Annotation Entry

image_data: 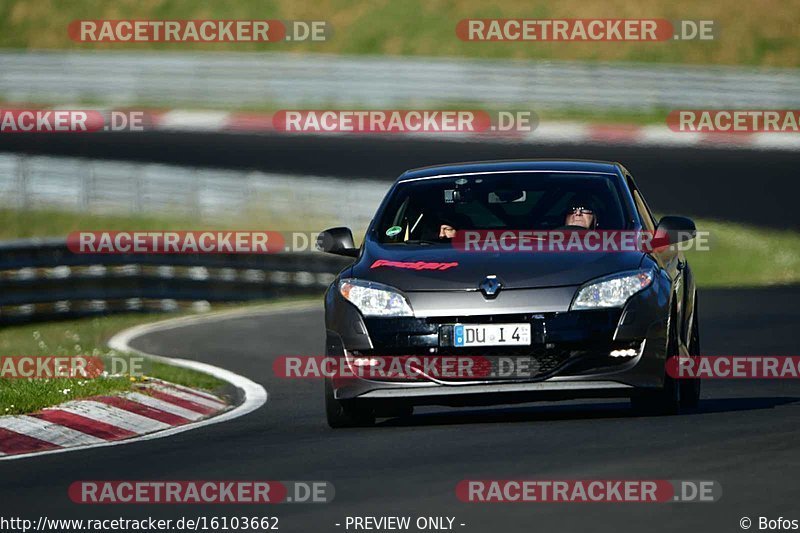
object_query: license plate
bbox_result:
[453,323,531,347]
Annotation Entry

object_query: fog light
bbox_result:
[351,357,379,367]
[609,349,637,357]
[609,340,646,358]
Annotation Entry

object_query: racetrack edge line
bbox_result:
[0,301,318,462]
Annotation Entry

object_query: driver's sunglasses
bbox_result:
[568,207,594,215]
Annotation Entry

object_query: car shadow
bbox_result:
[376,396,800,427]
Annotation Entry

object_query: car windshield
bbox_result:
[375,171,631,244]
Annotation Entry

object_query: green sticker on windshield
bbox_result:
[386,225,402,237]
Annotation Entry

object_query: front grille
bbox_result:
[352,346,575,383]
[356,310,627,383]
[437,345,573,382]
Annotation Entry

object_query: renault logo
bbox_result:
[479,275,502,299]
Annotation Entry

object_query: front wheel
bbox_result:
[325,378,375,428]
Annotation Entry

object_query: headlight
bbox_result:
[339,278,414,317]
[571,269,654,310]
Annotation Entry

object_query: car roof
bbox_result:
[398,159,623,182]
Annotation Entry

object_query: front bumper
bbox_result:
[325,281,671,404]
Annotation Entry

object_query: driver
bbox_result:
[439,222,457,239]
[564,200,598,229]
[436,213,467,241]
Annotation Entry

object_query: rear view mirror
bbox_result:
[444,188,473,204]
[316,227,359,257]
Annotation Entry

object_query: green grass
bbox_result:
[540,108,671,126]
[0,0,798,67]
[0,313,228,414]
[685,220,800,288]
[0,207,340,240]
[0,209,206,240]
[0,299,319,415]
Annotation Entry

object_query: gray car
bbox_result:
[318,160,700,427]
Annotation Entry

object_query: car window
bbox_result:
[376,172,630,244]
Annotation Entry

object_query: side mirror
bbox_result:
[316,227,359,257]
[656,216,696,244]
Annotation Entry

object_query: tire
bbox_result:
[631,309,681,415]
[325,378,375,428]
[679,298,701,409]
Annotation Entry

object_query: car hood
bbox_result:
[350,242,645,291]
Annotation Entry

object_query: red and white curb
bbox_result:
[0,380,228,457]
[144,109,800,151]
[0,303,306,461]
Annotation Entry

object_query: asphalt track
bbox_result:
[1,132,799,228]
[1,286,799,533]
[1,137,798,531]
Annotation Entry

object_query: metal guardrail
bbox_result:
[0,153,387,229]
[1,51,799,110]
[0,153,374,325]
[0,238,352,324]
